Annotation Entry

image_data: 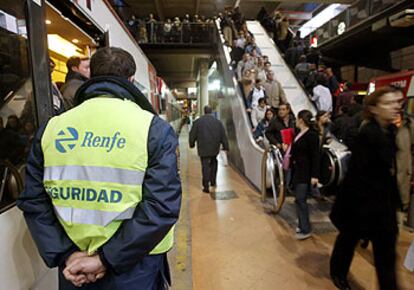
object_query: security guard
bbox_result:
[17,47,182,290]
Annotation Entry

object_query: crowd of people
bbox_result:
[218,8,414,289]
[124,13,215,44]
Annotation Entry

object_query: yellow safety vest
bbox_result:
[42,97,174,255]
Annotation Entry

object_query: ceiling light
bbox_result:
[299,4,350,38]
[47,34,84,58]
[72,39,79,44]
[45,19,52,25]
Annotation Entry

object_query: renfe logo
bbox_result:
[56,127,79,153]
[81,131,126,152]
[55,127,126,153]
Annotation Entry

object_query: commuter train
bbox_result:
[0,1,180,288]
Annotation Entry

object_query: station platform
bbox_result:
[170,128,414,290]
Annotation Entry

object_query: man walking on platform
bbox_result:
[189,106,229,193]
[17,47,182,290]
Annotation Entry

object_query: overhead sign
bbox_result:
[337,22,346,35]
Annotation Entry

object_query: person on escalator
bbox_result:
[295,55,310,85]
[265,103,295,150]
[253,108,274,144]
[289,110,320,240]
[245,37,262,56]
[316,110,333,146]
[311,74,333,112]
[251,97,268,130]
[247,79,267,110]
[236,53,255,80]
[263,70,286,112]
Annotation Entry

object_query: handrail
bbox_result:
[214,20,264,153]
[133,22,216,45]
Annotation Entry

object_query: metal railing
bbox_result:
[131,22,216,45]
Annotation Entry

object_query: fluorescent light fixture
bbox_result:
[0,10,18,33]
[299,4,350,38]
[47,34,84,58]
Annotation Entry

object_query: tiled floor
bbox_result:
[171,130,414,290]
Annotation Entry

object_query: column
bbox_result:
[199,62,209,116]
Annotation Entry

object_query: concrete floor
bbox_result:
[169,129,414,290]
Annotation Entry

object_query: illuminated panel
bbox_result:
[299,4,349,38]
[47,34,84,58]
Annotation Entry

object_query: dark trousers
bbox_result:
[294,183,311,233]
[200,156,218,189]
[330,231,398,290]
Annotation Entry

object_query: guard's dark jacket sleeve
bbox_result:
[17,123,78,268]
[101,116,182,273]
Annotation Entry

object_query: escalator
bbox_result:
[245,21,316,115]
[214,20,287,210]
[214,20,350,212]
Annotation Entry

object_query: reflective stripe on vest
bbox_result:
[41,98,174,255]
[44,165,145,185]
[54,206,135,227]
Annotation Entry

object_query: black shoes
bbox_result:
[202,188,210,193]
[331,276,351,290]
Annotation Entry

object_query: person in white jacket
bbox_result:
[311,74,332,112]
[251,97,267,129]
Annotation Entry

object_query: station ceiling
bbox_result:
[120,0,354,20]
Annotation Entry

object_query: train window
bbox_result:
[0,0,36,213]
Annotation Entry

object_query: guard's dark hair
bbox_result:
[204,105,213,114]
[66,56,89,72]
[90,47,136,78]
[297,110,316,129]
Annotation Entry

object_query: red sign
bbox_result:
[370,70,414,98]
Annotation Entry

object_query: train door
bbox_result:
[45,2,99,88]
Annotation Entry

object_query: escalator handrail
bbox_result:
[214,19,265,154]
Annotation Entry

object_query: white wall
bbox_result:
[71,0,152,92]
[0,207,58,290]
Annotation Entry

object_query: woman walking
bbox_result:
[329,86,403,290]
[290,110,320,240]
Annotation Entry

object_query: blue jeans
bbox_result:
[294,183,311,234]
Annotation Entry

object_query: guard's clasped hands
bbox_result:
[63,251,107,287]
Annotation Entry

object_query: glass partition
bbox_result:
[0,0,36,212]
